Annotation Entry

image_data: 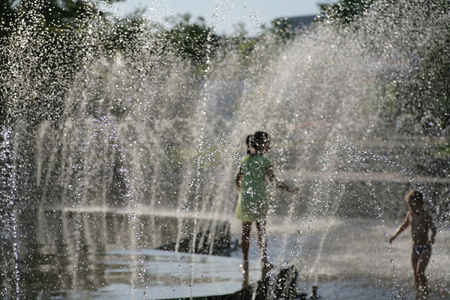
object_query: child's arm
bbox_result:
[266,167,299,193]
[235,166,243,191]
[389,212,410,244]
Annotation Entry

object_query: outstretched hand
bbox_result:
[290,187,300,194]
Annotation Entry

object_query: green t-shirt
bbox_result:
[235,154,272,222]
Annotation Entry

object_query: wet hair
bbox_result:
[246,135,253,155]
[405,189,424,206]
[251,131,270,153]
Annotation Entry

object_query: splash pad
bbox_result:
[1,0,449,299]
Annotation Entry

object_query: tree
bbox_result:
[319,0,450,135]
[318,0,375,25]
[0,0,128,127]
[0,0,125,38]
[158,13,221,66]
[269,17,297,42]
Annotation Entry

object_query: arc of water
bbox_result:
[2,127,21,298]
[276,191,301,265]
[174,12,221,297]
[115,121,144,298]
[309,184,346,286]
[99,118,116,248]
[333,139,426,294]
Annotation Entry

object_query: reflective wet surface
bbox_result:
[3,210,448,299]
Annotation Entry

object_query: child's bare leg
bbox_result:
[417,249,431,291]
[256,220,272,276]
[241,222,252,272]
[411,250,420,290]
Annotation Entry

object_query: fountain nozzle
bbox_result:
[308,286,320,300]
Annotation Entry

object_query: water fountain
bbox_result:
[1,0,449,299]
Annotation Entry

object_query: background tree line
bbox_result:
[0,0,448,225]
[318,0,449,135]
[1,0,449,136]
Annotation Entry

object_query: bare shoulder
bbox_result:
[402,211,413,225]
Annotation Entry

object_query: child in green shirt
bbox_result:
[235,131,298,281]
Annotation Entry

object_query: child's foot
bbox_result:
[242,272,249,288]
[240,261,249,287]
[242,278,249,288]
[263,262,274,271]
[261,262,274,278]
[417,285,428,295]
[240,261,249,274]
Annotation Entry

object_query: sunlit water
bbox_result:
[270,217,450,300]
[12,213,449,299]
[1,0,449,299]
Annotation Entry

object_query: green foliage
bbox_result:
[0,0,15,39]
[0,0,130,127]
[104,7,147,54]
[414,8,450,129]
[0,0,124,38]
[319,0,450,133]
[269,17,296,42]
[157,13,221,66]
[384,0,450,131]
[433,143,450,158]
[318,0,375,25]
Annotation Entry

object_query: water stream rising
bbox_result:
[1,0,449,299]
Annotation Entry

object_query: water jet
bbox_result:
[1,0,449,299]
